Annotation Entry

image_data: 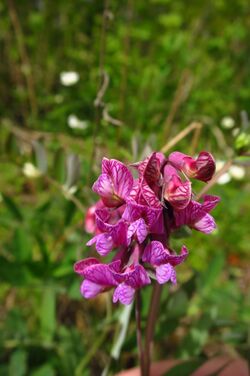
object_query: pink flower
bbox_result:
[74,150,220,305]
[169,151,215,182]
[163,164,192,210]
[142,241,188,284]
[93,158,134,208]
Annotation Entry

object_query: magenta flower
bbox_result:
[142,241,188,284]
[92,158,134,208]
[173,195,220,234]
[163,164,192,210]
[74,149,219,305]
[168,151,215,182]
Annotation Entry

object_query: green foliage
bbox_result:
[0,0,249,374]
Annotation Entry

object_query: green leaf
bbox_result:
[2,194,23,221]
[40,286,56,342]
[199,253,225,292]
[31,364,55,376]
[13,227,32,262]
[9,350,27,376]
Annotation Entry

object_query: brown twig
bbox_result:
[163,70,193,140]
[161,121,203,154]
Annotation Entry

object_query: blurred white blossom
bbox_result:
[67,114,88,130]
[229,165,245,180]
[23,162,42,178]
[216,160,246,185]
[221,116,235,129]
[217,172,231,185]
[60,71,79,86]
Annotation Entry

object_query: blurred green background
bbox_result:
[0,0,250,375]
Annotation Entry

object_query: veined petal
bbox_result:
[142,241,166,265]
[169,151,215,182]
[102,158,134,201]
[123,202,162,229]
[92,173,114,198]
[201,195,221,212]
[195,152,216,182]
[113,283,135,305]
[164,175,191,210]
[82,263,117,286]
[156,264,177,284]
[125,265,151,288]
[174,200,217,234]
[95,233,114,256]
[141,180,162,208]
[166,245,188,266]
[80,280,103,298]
[74,258,100,276]
[110,220,128,247]
[193,212,216,234]
[127,218,148,244]
[143,241,188,266]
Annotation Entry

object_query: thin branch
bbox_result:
[163,69,193,140]
[161,121,203,154]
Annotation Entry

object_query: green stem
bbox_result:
[144,283,163,376]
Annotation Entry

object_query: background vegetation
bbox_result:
[0,0,249,375]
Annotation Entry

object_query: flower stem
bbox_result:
[144,282,163,376]
[135,289,145,375]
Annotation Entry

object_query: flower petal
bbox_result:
[169,151,215,182]
[142,241,167,265]
[80,280,103,298]
[201,195,221,212]
[113,283,135,305]
[82,263,117,286]
[95,233,114,256]
[127,218,148,244]
[74,258,100,276]
[156,264,176,284]
[193,212,216,234]
[125,265,151,288]
[141,179,162,208]
[102,158,134,201]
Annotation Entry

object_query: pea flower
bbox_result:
[76,150,220,305]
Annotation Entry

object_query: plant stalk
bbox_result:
[135,290,145,375]
[144,282,163,376]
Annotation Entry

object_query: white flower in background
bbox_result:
[217,172,231,185]
[229,165,245,180]
[60,71,79,86]
[221,116,235,129]
[216,160,246,185]
[216,160,225,171]
[67,114,88,130]
[23,162,42,178]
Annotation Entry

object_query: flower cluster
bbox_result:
[74,151,220,305]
